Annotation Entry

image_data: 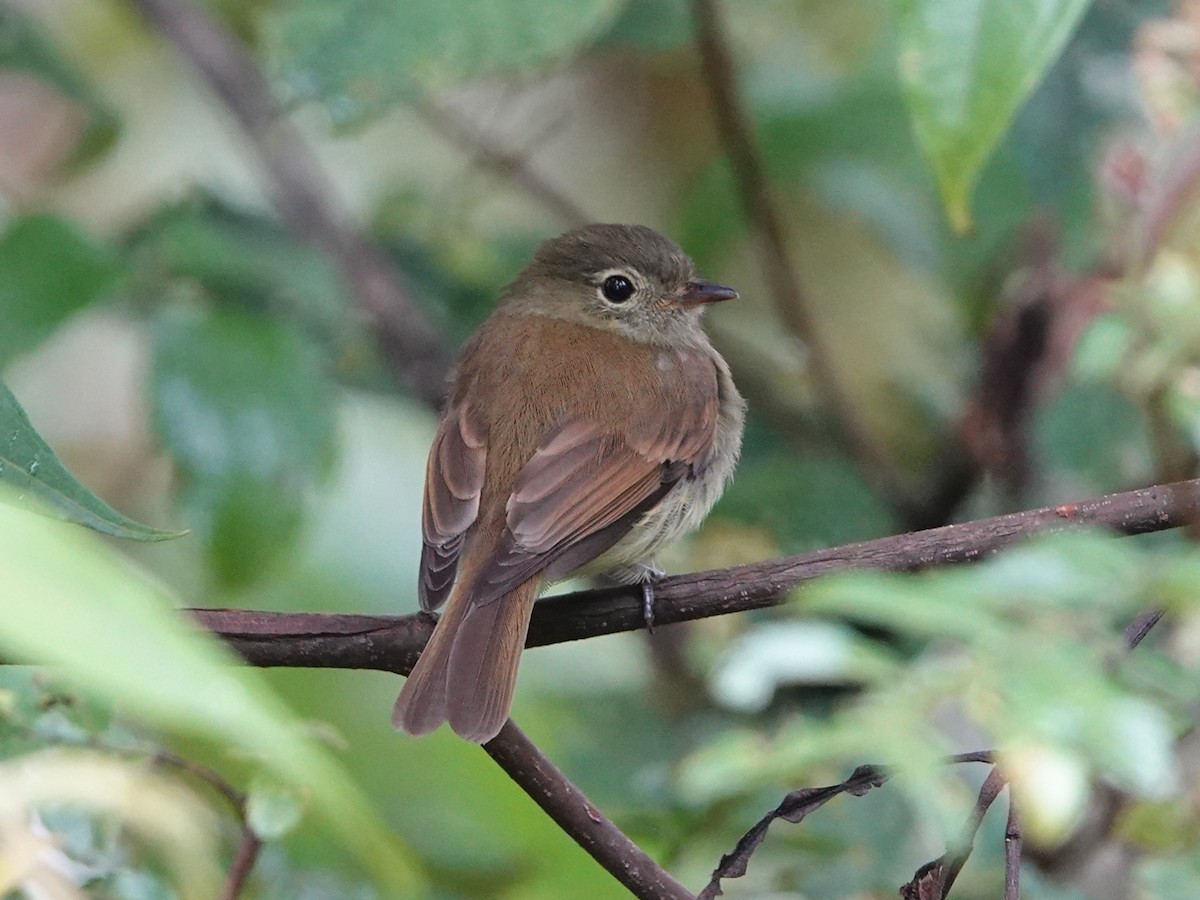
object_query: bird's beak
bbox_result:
[674,280,739,308]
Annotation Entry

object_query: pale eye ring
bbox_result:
[600,274,635,303]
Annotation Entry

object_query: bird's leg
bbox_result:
[637,562,665,634]
[642,583,655,633]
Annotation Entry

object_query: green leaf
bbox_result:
[896,0,1091,232]
[0,497,425,894]
[0,8,120,168]
[128,198,349,338]
[261,0,625,122]
[0,382,182,541]
[0,216,124,367]
[149,308,337,586]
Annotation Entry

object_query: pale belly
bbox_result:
[580,473,724,583]
[575,389,743,584]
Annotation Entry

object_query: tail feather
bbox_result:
[446,581,538,743]
[392,579,539,744]
[392,600,460,736]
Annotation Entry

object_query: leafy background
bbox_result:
[5,0,1200,897]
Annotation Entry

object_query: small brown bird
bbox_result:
[392,224,745,743]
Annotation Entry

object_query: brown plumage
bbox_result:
[392,224,745,743]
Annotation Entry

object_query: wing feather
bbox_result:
[418,403,487,611]
[468,422,708,607]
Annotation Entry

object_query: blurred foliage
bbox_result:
[0,216,123,368]
[0,497,422,894]
[5,0,1200,896]
[262,0,629,122]
[896,0,1093,232]
[126,198,353,350]
[0,8,119,170]
[149,306,337,586]
[0,382,181,540]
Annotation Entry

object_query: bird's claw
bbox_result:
[642,581,656,634]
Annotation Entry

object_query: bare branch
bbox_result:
[151,749,245,814]
[484,721,695,900]
[1125,608,1164,649]
[147,750,260,900]
[691,0,908,512]
[703,752,995,899]
[941,767,1007,897]
[415,102,592,229]
[698,764,889,899]
[896,766,1007,898]
[1005,800,1022,900]
[959,227,1056,499]
[128,0,454,407]
[186,478,1200,672]
[220,827,264,900]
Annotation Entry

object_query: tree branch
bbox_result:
[709,594,1168,899]
[483,721,695,900]
[1124,607,1164,649]
[698,763,890,900]
[703,751,994,899]
[220,827,263,900]
[128,0,455,407]
[691,0,909,513]
[188,478,1200,672]
[415,101,592,229]
[1004,799,1022,900]
[148,750,260,900]
[893,765,1007,899]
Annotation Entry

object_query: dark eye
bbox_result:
[601,274,635,303]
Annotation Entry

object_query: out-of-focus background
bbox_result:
[7,0,1200,897]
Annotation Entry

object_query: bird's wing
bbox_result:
[418,402,487,611]
[467,363,719,607]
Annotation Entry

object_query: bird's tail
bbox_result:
[392,578,539,744]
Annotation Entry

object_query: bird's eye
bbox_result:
[601,274,635,303]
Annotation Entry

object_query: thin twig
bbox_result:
[415,102,592,228]
[691,0,907,513]
[149,749,261,900]
[483,720,694,900]
[183,478,1200,673]
[1124,607,1164,649]
[704,752,995,898]
[699,764,889,899]
[948,751,997,765]
[898,766,1006,899]
[151,749,245,813]
[128,0,454,407]
[941,767,1007,896]
[959,227,1056,501]
[1005,798,1022,900]
[220,826,264,900]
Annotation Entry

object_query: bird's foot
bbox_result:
[642,581,656,634]
[639,563,665,634]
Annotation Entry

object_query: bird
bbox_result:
[392,223,745,743]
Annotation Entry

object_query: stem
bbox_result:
[483,721,694,900]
